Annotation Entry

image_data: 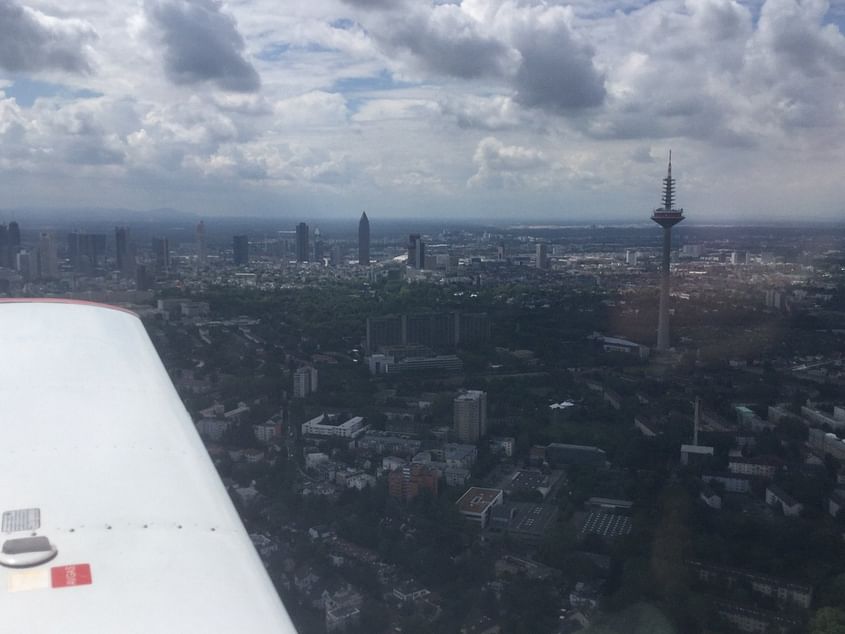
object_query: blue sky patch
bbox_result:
[3,78,101,107]
[331,70,413,94]
[330,18,356,30]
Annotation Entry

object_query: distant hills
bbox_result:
[0,207,199,226]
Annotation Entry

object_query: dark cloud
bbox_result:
[0,0,95,73]
[145,0,260,92]
[759,0,845,77]
[513,24,605,111]
[382,6,512,79]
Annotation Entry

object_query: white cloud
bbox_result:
[0,0,844,219]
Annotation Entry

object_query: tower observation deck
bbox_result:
[651,151,684,351]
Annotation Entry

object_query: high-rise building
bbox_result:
[331,243,342,267]
[0,224,8,269]
[0,221,21,269]
[358,212,370,265]
[36,232,58,279]
[454,390,487,444]
[135,263,152,291]
[313,227,323,263]
[497,242,505,262]
[408,234,425,269]
[8,221,20,255]
[535,243,548,270]
[196,221,207,268]
[152,237,170,273]
[651,151,685,352]
[68,231,106,272]
[293,366,318,398]
[233,235,249,265]
[16,251,32,281]
[115,226,135,277]
[295,222,309,262]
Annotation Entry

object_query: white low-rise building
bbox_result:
[301,414,367,439]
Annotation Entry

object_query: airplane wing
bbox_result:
[0,299,297,633]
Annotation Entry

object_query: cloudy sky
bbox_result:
[0,0,844,222]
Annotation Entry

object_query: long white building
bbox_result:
[301,413,367,439]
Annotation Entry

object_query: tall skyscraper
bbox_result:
[233,235,249,265]
[651,152,685,351]
[454,390,487,443]
[295,222,309,262]
[8,221,20,254]
[115,227,130,274]
[152,237,170,273]
[1,221,21,269]
[196,221,207,268]
[68,231,106,272]
[535,243,548,270]
[36,232,58,279]
[358,211,370,265]
[408,233,425,269]
[0,224,8,269]
[313,227,323,263]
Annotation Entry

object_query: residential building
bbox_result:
[489,437,515,457]
[702,471,753,494]
[393,580,430,603]
[689,560,812,609]
[727,456,778,479]
[293,366,318,398]
[454,390,487,443]
[765,485,803,517]
[388,463,439,501]
[440,443,477,468]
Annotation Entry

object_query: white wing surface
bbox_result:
[0,299,296,633]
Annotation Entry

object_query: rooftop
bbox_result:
[456,487,503,514]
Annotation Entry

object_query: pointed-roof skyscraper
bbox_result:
[651,151,685,351]
[358,211,370,266]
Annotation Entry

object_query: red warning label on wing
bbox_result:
[51,564,92,588]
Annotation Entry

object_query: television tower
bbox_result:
[651,151,684,351]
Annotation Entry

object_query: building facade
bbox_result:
[454,390,487,443]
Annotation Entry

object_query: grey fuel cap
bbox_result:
[0,536,58,568]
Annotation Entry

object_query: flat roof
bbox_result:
[456,487,502,514]
[681,444,715,455]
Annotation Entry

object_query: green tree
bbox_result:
[810,607,845,634]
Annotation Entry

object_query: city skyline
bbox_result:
[0,1,844,221]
